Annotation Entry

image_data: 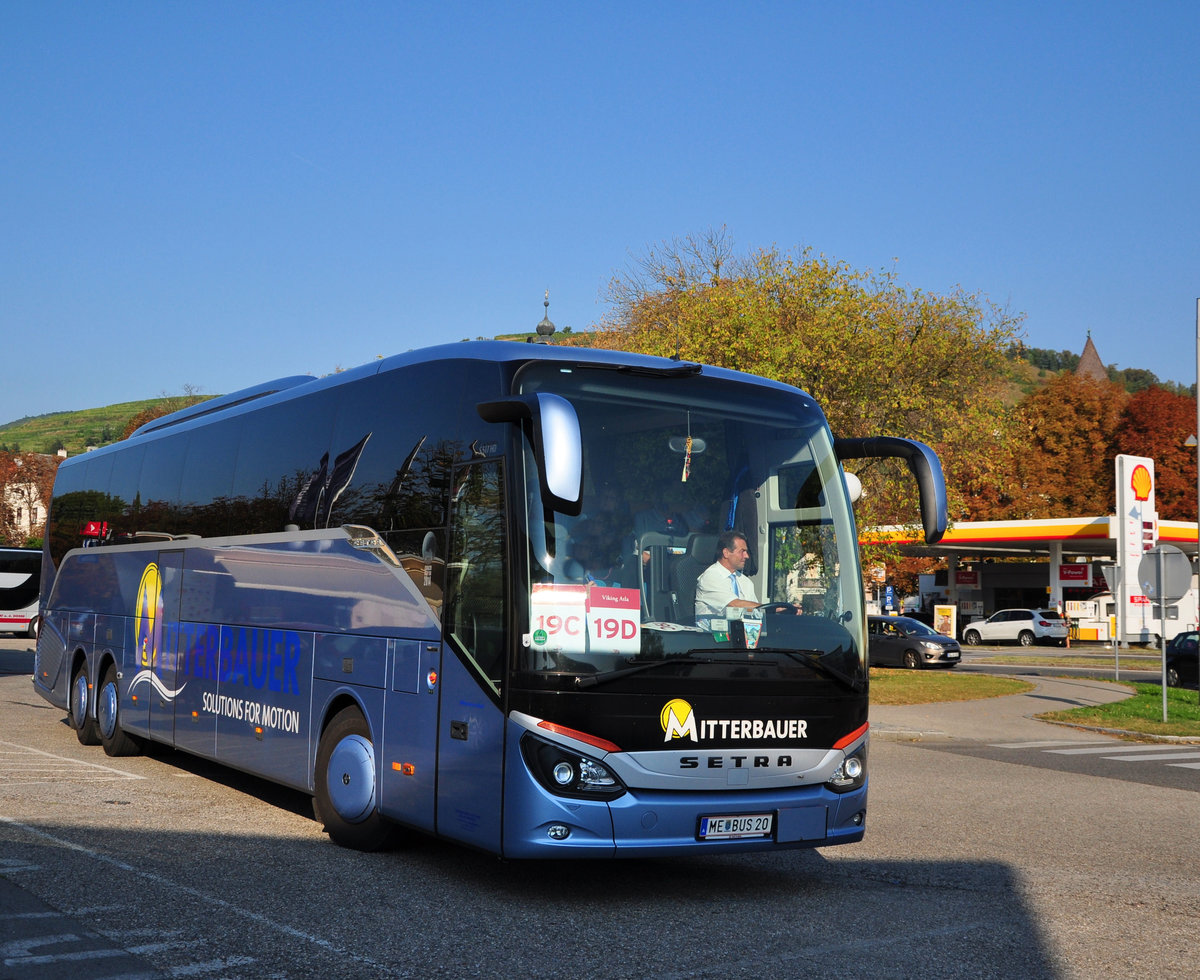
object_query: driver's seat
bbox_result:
[671,533,718,626]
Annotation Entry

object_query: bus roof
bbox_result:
[106,340,814,456]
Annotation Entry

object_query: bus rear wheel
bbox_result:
[97,664,143,757]
[314,706,395,851]
[70,663,100,746]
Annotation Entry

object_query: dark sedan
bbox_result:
[1166,631,1199,688]
[868,615,961,669]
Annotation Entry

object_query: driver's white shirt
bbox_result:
[694,562,758,618]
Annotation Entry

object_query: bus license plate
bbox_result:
[698,813,774,840]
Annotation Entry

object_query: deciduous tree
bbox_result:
[0,451,61,546]
[576,232,1025,556]
[1015,373,1128,516]
[1114,386,1196,520]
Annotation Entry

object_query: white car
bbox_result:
[962,608,1068,647]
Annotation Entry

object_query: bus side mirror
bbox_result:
[477,393,583,515]
[834,436,948,545]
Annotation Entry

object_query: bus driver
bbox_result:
[694,530,760,622]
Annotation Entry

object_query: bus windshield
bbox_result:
[515,363,864,688]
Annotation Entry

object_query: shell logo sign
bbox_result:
[1130,464,1152,502]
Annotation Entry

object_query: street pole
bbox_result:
[1159,546,1167,723]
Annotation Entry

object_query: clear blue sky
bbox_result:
[3,1,1198,425]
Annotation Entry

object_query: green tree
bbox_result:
[577,232,1025,552]
[1108,366,1161,395]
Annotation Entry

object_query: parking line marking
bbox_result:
[0,739,143,783]
[0,816,402,977]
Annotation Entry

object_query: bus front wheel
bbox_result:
[96,664,143,757]
[70,662,100,746]
[314,706,395,851]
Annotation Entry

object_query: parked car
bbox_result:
[1166,631,1199,688]
[961,608,1068,647]
[868,615,961,669]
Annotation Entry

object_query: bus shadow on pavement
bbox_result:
[4,821,1059,980]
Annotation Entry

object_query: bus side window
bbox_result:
[446,460,507,693]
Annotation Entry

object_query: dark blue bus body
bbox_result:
[34,341,944,857]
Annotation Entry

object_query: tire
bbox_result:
[902,650,921,670]
[1166,665,1180,688]
[314,706,395,851]
[1018,631,1034,647]
[964,630,981,646]
[69,662,100,746]
[27,618,38,639]
[96,663,143,757]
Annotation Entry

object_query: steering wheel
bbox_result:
[757,602,799,615]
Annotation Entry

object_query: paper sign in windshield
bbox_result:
[530,584,641,656]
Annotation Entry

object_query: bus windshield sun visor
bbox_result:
[834,436,948,545]
[477,393,583,514]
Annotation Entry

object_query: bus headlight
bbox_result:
[521,735,626,800]
[825,745,867,794]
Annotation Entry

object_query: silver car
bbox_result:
[868,615,961,669]
[962,608,1068,647]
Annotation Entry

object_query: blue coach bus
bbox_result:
[34,341,945,857]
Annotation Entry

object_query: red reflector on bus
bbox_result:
[833,722,869,750]
[537,720,621,754]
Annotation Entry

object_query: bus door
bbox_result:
[435,459,506,852]
[145,551,184,745]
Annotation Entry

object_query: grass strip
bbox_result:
[869,668,1033,705]
[1037,682,1200,739]
[975,654,1159,669]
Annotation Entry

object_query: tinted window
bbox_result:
[105,443,146,543]
[138,434,186,536]
[446,459,507,695]
[326,361,503,611]
[178,419,240,537]
[0,549,40,610]
[230,391,337,534]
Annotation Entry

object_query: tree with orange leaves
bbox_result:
[1014,373,1128,517]
[1115,386,1197,520]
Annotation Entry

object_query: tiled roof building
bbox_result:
[1075,333,1108,381]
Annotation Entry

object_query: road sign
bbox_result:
[1137,545,1192,603]
[1136,544,1194,723]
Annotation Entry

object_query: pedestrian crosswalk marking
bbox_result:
[1045,744,1195,756]
[987,738,1200,774]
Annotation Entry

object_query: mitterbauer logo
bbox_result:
[659,698,808,743]
[661,699,698,741]
[135,562,163,668]
[129,561,186,703]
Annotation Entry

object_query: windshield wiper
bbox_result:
[574,654,733,689]
[753,647,864,692]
